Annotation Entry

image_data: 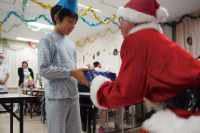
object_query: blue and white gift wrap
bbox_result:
[83,70,116,82]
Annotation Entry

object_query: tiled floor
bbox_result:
[0,112,142,133]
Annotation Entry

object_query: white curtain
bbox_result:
[161,25,173,41]
[176,13,200,58]
[0,40,38,88]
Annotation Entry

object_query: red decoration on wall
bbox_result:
[29,42,38,49]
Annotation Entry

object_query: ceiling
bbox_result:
[0,0,200,43]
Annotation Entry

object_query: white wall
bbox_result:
[162,25,173,41]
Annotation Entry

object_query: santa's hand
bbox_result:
[70,68,89,87]
[0,80,2,84]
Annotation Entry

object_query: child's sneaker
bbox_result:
[98,127,104,133]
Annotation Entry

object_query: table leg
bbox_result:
[43,98,45,123]
[41,98,44,123]
[41,104,42,123]
[127,107,129,125]
[10,103,13,133]
[122,107,124,133]
[106,109,108,132]
[43,109,45,123]
[132,105,135,133]
[24,102,26,115]
[25,92,27,116]
[86,109,89,133]
[31,100,32,119]
[20,101,23,133]
[92,105,96,133]
[141,103,144,121]
[118,107,120,131]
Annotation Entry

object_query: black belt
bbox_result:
[163,84,200,111]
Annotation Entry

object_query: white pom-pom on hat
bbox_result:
[156,7,169,22]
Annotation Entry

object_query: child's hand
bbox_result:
[70,68,89,87]
[94,74,97,77]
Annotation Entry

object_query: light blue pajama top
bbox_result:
[38,32,78,99]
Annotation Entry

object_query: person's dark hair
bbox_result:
[51,5,78,25]
[22,61,28,67]
[196,55,200,59]
[93,62,100,67]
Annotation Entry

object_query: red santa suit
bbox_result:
[90,0,200,133]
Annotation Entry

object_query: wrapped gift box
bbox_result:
[83,70,116,82]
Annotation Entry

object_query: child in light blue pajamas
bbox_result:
[38,0,89,132]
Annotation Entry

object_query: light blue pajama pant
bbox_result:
[46,98,81,133]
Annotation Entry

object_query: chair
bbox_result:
[41,97,46,123]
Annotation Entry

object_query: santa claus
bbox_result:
[90,0,200,133]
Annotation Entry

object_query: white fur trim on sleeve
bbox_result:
[142,109,200,133]
[90,75,111,109]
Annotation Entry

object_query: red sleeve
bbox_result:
[97,50,148,109]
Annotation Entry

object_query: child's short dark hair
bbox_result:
[93,62,100,67]
[51,5,78,25]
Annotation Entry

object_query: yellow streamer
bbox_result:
[30,0,53,10]
[29,0,118,25]
[0,22,2,38]
[76,28,119,47]
[78,7,116,25]
[78,8,101,20]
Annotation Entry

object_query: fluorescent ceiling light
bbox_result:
[91,8,102,13]
[28,22,54,29]
[78,4,102,12]
[78,4,89,8]
[16,37,39,43]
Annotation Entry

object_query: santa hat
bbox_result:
[116,0,169,23]
[57,0,78,15]
[0,53,4,57]
[22,60,28,64]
